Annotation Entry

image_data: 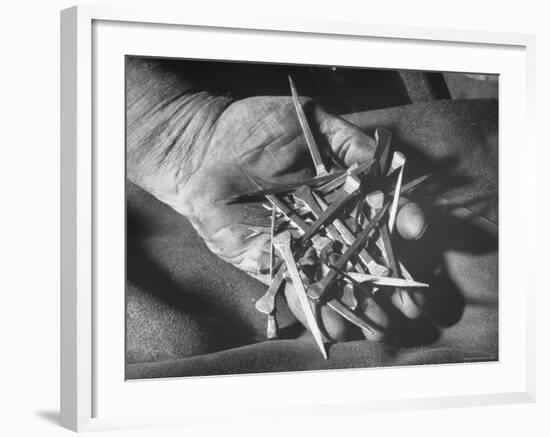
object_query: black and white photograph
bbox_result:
[125,56,498,379]
[2,0,546,433]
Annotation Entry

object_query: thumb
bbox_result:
[314,108,377,168]
[313,106,429,241]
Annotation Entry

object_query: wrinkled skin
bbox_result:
[127,59,427,342]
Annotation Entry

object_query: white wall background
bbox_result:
[0,1,546,435]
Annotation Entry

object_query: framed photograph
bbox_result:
[61,5,536,432]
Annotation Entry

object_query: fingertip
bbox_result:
[396,202,428,240]
[390,289,426,319]
[358,296,391,342]
[283,285,352,342]
[318,305,351,342]
[361,327,388,343]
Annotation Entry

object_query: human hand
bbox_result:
[133,95,428,343]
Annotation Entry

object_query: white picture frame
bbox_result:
[60,5,536,432]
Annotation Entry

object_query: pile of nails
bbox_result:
[226,76,429,359]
